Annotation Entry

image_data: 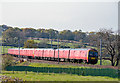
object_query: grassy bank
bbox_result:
[19,60,111,67]
[34,39,80,48]
[28,62,87,68]
[1,71,118,81]
[96,60,111,66]
[0,46,17,54]
[2,59,118,81]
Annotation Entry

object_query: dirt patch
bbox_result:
[1,75,23,82]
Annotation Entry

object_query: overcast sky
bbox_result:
[0,0,119,32]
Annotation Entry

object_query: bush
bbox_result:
[24,40,38,48]
[2,55,14,70]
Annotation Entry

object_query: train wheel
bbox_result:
[71,59,74,63]
[90,60,98,64]
[86,62,89,64]
[73,59,77,63]
[67,59,70,62]
[78,60,83,63]
[83,60,87,64]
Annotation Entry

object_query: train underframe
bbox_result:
[11,54,98,64]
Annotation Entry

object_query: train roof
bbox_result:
[9,48,95,51]
[9,48,54,50]
[55,48,92,50]
[70,48,91,50]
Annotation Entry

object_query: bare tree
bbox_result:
[97,29,119,66]
[116,30,120,66]
[89,28,119,66]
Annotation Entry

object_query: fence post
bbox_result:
[52,68,54,74]
[81,68,84,76]
[12,70,14,74]
[37,71,39,74]
[70,68,72,75]
[78,68,80,76]
[59,68,60,74]
[48,67,49,74]
[42,67,43,72]
[74,68,75,74]
[25,70,27,74]
[118,69,120,79]
[43,67,44,73]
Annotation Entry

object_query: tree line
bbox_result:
[1,25,120,66]
[1,25,88,46]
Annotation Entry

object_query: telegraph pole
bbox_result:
[0,27,2,72]
[57,32,59,64]
[100,39,102,65]
[51,35,52,48]
[2,45,4,54]
[18,38,20,60]
[49,33,52,48]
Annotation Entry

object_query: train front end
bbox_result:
[88,49,98,64]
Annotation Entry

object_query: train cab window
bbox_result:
[89,51,93,56]
[94,52,98,56]
[89,51,98,57]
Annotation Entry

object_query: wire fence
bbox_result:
[6,66,119,78]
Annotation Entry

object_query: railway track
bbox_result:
[29,59,118,69]
[12,55,119,70]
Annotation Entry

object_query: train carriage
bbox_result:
[55,49,69,59]
[34,49,38,57]
[49,49,54,58]
[88,49,98,64]
[8,48,98,64]
[39,49,44,58]
[43,49,51,58]
[69,49,88,62]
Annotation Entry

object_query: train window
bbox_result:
[94,52,98,56]
[89,51,93,56]
[89,51,98,57]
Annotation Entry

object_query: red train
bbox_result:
[8,48,98,64]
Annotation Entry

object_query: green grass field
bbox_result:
[16,61,89,68]
[34,39,80,48]
[1,43,116,81]
[2,59,118,81]
[0,46,17,54]
[1,71,118,81]
[96,60,111,66]
[28,59,111,67]
[28,62,83,68]
[1,46,13,54]
[16,60,111,68]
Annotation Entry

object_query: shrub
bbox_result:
[2,55,14,70]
